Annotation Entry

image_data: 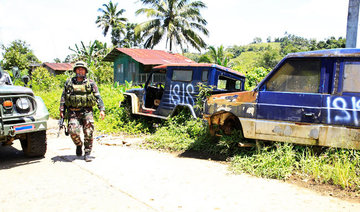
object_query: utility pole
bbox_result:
[346,0,360,48]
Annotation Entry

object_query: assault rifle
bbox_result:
[58,107,69,137]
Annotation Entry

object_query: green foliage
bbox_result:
[144,109,245,157]
[297,148,360,189]
[144,110,207,151]
[35,87,63,119]
[183,52,203,63]
[189,129,246,157]
[231,51,262,73]
[95,1,128,37]
[112,22,142,47]
[31,67,57,91]
[230,143,296,180]
[93,84,156,134]
[244,67,271,90]
[229,143,360,190]
[1,40,40,71]
[256,46,282,69]
[88,62,114,84]
[275,33,346,55]
[68,40,109,65]
[207,45,232,67]
[135,0,209,52]
[194,82,214,111]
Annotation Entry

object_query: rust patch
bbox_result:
[208,91,258,106]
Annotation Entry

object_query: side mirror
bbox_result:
[12,67,20,79]
[22,75,30,87]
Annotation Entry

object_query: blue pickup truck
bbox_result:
[204,49,360,150]
[121,63,246,119]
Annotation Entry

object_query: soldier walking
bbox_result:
[59,61,105,162]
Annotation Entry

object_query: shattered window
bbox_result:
[217,76,242,91]
[172,70,192,82]
[343,63,360,93]
[266,59,321,93]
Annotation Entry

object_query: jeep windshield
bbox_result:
[0,72,13,85]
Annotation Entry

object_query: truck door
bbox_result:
[324,60,360,127]
[255,59,323,136]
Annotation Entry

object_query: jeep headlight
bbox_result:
[16,98,30,112]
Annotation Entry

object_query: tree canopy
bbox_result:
[95,1,128,38]
[135,0,209,52]
[0,40,40,71]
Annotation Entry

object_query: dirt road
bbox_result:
[0,128,360,211]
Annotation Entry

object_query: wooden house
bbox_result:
[103,48,195,84]
[43,63,72,76]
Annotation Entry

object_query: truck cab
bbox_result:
[122,63,245,119]
[0,67,49,157]
[204,49,360,150]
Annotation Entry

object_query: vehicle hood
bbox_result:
[0,85,34,95]
[125,88,144,93]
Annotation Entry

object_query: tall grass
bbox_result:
[297,148,360,189]
[229,143,360,190]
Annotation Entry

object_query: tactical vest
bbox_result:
[64,79,97,108]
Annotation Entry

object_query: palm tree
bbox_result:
[135,0,209,52]
[208,45,233,67]
[95,1,127,37]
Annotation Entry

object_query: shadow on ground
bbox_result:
[178,150,228,161]
[0,145,43,170]
[51,155,96,163]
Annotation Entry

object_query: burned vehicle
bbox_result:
[204,49,360,150]
[121,63,245,119]
[0,68,49,156]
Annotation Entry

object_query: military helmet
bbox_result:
[73,61,88,73]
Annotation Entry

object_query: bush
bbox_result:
[244,67,271,90]
[31,67,57,91]
[144,110,207,151]
[35,88,62,119]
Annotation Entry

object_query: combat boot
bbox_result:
[84,152,92,162]
[76,145,82,156]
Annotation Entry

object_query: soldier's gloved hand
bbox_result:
[60,111,64,118]
[100,110,105,120]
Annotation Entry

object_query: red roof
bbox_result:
[154,63,246,77]
[103,48,195,65]
[43,63,73,71]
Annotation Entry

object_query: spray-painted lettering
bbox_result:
[170,83,195,105]
[327,96,360,126]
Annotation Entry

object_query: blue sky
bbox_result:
[0,0,349,62]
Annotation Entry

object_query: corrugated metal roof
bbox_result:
[43,63,73,71]
[153,63,245,77]
[103,48,195,65]
[286,48,360,58]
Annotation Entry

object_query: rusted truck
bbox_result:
[203,49,360,150]
[122,63,245,119]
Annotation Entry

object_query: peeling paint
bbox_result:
[216,106,232,112]
[246,107,255,116]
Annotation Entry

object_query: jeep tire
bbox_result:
[20,130,47,157]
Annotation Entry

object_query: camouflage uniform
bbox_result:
[59,77,105,155]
